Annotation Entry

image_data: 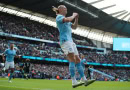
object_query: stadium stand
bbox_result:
[0,39,130,64]
[0,12,94,47]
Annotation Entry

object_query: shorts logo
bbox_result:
[69,48,72,51]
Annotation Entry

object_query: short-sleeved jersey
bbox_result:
[81,59,87,70]
[56,14,73,45]
[4,49,16,62]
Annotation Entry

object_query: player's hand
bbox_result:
[75,13,79,19]
[16,55,21,58]
[73,13,78,18]
[18,55,21,59]
[2,57,5,60]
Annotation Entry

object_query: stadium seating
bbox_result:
[0,12,94,47]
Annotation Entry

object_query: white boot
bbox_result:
[80,76,88,85]
[72,77,83,88]
[8,80,12,83]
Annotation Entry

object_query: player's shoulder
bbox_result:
[56,14,64,20]
[13,49,16,52]
[83,58,86,60]
[82,59,86,62]
[81,59,87,63]
[81,59,85,63]
[5,49,9,52]
[56,14,64,17]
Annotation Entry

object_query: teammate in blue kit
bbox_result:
[80,54,87,71]
[2,43,20,82]
[80,54,95,80]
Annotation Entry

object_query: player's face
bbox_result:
[63,6,67,15]
[10,44,14,49]
[81,55,85,59]
[59,5,67,15]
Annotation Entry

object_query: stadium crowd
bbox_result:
[85,52,130,64]
[13,63,130,80]
[0,39,130,64]
[0,12,94,47]
[96,68,130,80]
[0,62,130,80]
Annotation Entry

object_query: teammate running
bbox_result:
[80,54,87,71]
[2,43,20,82]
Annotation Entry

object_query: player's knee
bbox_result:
[11,70,14,73]
[75,58,80,64]
[11,69,14,73]
[67,53,76,62]
[70,58,76,63]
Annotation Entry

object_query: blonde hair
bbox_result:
[52,6,59,15]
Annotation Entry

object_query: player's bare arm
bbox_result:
[71,13,79,29]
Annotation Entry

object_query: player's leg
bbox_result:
[67,53,83,88]
[21,69,24,79]
[9,62,15,82]
[9,68,14,82]
[0,63,4,71]
[73,43,87,82]
[5,61,9,73]
[22,68,28,80]
[67,53,76,83]
[61,41,83,88]
[25,74,28,80]
[19,67,24,79]
[87,72,91,80]
[90,72,94,80]
[24,72,28,80]
[75,55,87,82]
[5,61,10,82]
[25,68,29,80]
[74,43,95,86]
[61,41,77,84]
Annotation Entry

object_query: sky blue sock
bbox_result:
[69,62,75,77]
[9,73,13,81]
[22,74,24,79]
[76,63,84,78]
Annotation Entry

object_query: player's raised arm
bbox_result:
[71,13,79,29]
[63,13,78,22]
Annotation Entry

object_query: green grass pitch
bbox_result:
[0,78,130,90]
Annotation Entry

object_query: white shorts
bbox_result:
[90,72,93,76]
[5,61,14,70]
[61,41,79,55]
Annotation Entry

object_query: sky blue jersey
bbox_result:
[4,49,16,62]
[81,59,87,70]
[56,14,73,45]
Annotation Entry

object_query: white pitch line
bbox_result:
[0,80,8,82]
[0,85,53,90]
